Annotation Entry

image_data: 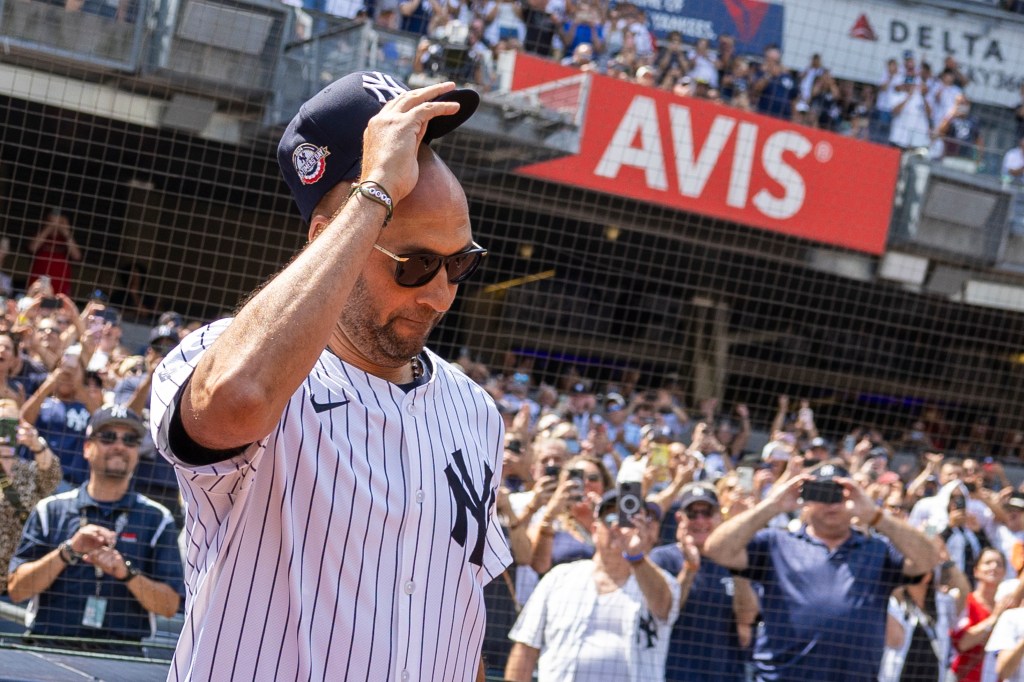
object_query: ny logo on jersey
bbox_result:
[444,448,494,567]
[637,611,658,649]
[362,72,407,104]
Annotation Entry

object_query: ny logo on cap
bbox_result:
[362,71,407,104]
[109,405,129,419]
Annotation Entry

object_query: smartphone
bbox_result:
[618,481,644,528]
[568,468,584,501]
[505,439,522,455]
[801,480,844,504]
[736,466,754,494]
[951,496,967,511]
[39,297,60,311]
[648,443,670,469]
[543,465,561,478]
[0,418,17,446]
[60,349,80,370]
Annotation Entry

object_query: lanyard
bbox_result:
[78,509,130,592]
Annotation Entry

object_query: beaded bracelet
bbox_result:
[349,181,394,227]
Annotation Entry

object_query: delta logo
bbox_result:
[850,14,878,41]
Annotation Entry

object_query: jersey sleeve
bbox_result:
[149,319,264,492]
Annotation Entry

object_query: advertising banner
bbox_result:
[627,0,784,55]
[780,0,1024,108]
[512,56,900,255]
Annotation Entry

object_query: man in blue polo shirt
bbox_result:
[651,482,758,681]
[704,464,939,682]
[7,405,183,654]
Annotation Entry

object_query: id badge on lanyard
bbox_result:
[80,510,129,629]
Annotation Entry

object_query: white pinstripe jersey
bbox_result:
[150,319,512,681]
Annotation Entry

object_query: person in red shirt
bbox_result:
[28,210,82,297]
[951,548,1023,681]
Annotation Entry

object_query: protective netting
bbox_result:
[1,0,1024,679]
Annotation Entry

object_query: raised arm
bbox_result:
[704,474,806,571]
[179,83,464,450]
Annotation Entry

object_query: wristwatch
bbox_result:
[118,560,142,583]
[58,541,82,565]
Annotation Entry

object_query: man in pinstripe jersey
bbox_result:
[149,71,511,680]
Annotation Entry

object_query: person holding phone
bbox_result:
[506,490,677,681]
[27,210,82,298]
[704,464,940,681]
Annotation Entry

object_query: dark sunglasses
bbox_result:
[373,241,487,288]
[685,507,715,520]
[92,431,141,447]
[577,473,603,483]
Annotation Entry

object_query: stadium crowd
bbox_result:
[289,0,1024,176]
[4,227,1024,678]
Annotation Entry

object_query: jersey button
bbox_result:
[400,671,410,682]
[405,403,416,415]
[415,490,424,503]
[404,581,415,594]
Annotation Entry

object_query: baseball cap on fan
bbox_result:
[277,70,480,224]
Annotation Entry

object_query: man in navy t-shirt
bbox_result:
[651,483,757,681]
[704,464,940,682]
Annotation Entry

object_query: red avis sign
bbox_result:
[513,59,899,254]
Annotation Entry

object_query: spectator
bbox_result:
[810,70,843,131]
[993,492,1024,578]
[715,34,736,87]
[558,0,603,60]
[1002,135,1024,183]
[686,38,717,88]
[634,64,657,87]
[797,53,824,112]
[889,69,932,151]
[951,548,1019,681]
[879,568,960,682]
[650,483,758,681]
[871,58,900,144]
[20,353,95,488]
[0,333,27,404]
[505,491,678,681]
[7,406,183,653]
[399,0,436,36]
[481,0,524,48]
[704,464,940,681]
[529,454,612,575]
[654,31,687,82]
[506,435,566,596]
[986,602,1024,682]
[930,68,963,136]
[521,0,560,57]
[1014,82,1024,140]
[0,399,61,593]
[27,210,82,298]
[753,59,798,120]
[935,94,983,171]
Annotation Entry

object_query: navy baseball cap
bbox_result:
[277,70,480,224]
[677,482,720,510]
[86,405,146,438]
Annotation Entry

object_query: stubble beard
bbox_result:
[341,275,444,367]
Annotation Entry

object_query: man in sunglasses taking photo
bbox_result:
[149,70,510,680]
[7,405,183,653]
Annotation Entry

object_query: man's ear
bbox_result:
[307,216,329,242]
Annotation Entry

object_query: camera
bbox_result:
[40,297,61,311]
[568,469,584,501]
[951,495,967,511]
[618,481,643,527]
[801,480,844,505]
[505,439,523,455]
